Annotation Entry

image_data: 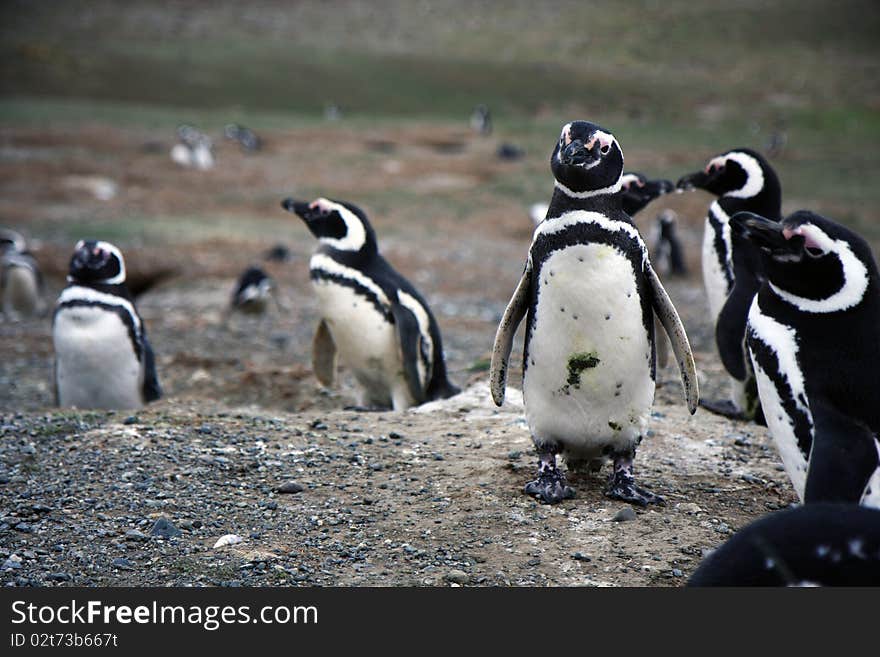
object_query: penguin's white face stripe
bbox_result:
[713,151,765,199]
[619,173,644,191]
[311,198,367,252]
[396,289,434,388]
[556,128,619,169]
[534,208,643,253]
[768,226,869,313]
[309,253,391,307]
[57,285,142,337]
[862,439,880,507]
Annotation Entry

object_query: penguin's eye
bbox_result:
[600,144,610,155]
[805,246,824,258]
[707,164,717,174]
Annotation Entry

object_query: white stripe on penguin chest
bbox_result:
[54,306,143,408]
[523,243,654,452]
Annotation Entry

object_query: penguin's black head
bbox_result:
[620,172,674,216]
[732,210,877,311]
[550,121,624,196]
[233,265,273,307]
[677,148,778,202]
[68,240,126,285]
[282,197,377,254]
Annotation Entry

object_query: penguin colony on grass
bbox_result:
[14,111,880,586]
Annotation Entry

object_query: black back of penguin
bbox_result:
[688,504,880,586]
[282,197,459,402]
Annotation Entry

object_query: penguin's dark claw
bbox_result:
[524,470,575,504]
[605,480,665,507]
[699,398,749,421]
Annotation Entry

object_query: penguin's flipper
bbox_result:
[142,339,162,403]
[490,259,532,406]
[645,265,699,414]
[803,401,880,504]
[312,319,337,388]
[390,303,428,405]
[715,293,749,381]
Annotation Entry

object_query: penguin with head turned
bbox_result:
[1,228,44,320]
[282,197,459,411]
[731,209,880,508]
[53,240,161,409]
[677,148,781,421]
[491,121,698,505]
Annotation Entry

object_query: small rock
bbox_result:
[213,534,244,549]
[310,420,328,430]
[13,522,32,533]
[571,552,591,562]
[277,481,304,494]
[445,569,469,585]
[613,507,637,522]
[46,573,72,582]
[150,517,182,539]
[2,554,22,570]
[676,502,702,514]
[124,529,148,542]
[123,416,138,425]
[526,557,541,567]
[672,569,683,577]
[111,557,135,570]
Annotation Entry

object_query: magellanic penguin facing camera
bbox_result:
[53,240,162,410]
[490,121,699,505]
[1,228,45,320]
[688,504,880,586]
[677,148,781,421]
[282,197,460,411]
[732,210,880,508]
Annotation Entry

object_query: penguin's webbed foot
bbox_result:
[699,398,749,421]
[524,451,574,504]
[606,453,664,507]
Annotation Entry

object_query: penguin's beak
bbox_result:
[72,243,109,271]
[731,212,803,256]
[676,170,710,191]
[281,198,313,219]
[559,139,599,167]
[656,179,675,195]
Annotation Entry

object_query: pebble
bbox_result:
[123,416,138,425]
[124,529,149,542]
[2,554,22,570]
[46,572,72,582]
[14,522,32,533]
[676,502,702,514]
[150,517,182,539]
[613,507,637,522]
[672,569,683,578]
[571,552,591,562]
[111,557,135,570]
[277,481,304,494]
[445,569,469,585]
[213,534,244,549]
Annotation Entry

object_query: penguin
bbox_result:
[677,148,781,421]
[171,124,214,170]
[53,240,162,410]
[529,172,672,227]
[227,265,282,317]
[651,210,688,277]
[731,210,880,507]
[281,196,460,410]
[688,504,880,586]
[1,229,44,320]
[619,172,674,218]
[224,123,262,152]
[490,121,699,505]
[470,104,492,136]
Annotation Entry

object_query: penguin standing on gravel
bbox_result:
[731,210,880,507]
[227,265,282,317]
[677,148,781,420]
[1,228,44,320]
[491,121,698,505]
[651,210,688,278]
[282,196,459,410]
[53,240,161,409]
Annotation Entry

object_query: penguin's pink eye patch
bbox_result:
[784,225,827,256]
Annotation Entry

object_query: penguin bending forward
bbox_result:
[688,504,880,586]
[53,240,162,409]
[282,197,459,411]
[677,148,781,421]
[732,210,880,507]
[491,121,699,505]
[619,172,674,218]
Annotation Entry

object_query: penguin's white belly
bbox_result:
[523,244,654,457]
[702,216,730,322]
[54,306,144,409]
[312,279,411,408]
[747,302,810,500]
[2,265,40,317]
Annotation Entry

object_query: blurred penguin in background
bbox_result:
[651,209,688,277]
[1,228,45,320]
